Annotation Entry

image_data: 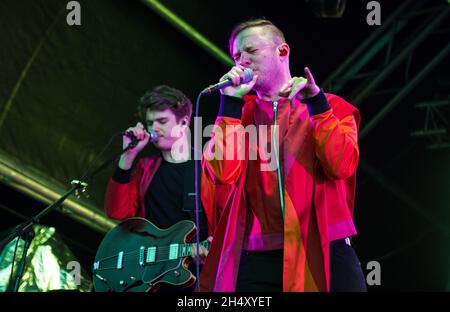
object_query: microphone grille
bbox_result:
[242,68,254,83]
[148,130,159,143]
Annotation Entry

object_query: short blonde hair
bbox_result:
[229,19,286,55]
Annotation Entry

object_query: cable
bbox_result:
[78,132,123,182]
[8,237,20,291]
[193,92,204,291]
[273,101,285,220]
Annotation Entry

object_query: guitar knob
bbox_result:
[174,270,180,277]
[120,280,127,287]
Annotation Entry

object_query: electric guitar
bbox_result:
[92,217,209,292]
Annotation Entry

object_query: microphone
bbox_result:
[124,129,158,144]
[201,68,254,95]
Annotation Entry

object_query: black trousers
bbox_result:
[329,239,367,292]
[236,249,283,292]
[236,239,367,292]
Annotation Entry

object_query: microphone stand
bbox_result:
[0,136,139,292]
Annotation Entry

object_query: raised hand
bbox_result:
[278,67,320,101]
[119,122,150,170]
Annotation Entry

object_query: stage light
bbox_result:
[305,0,348,18]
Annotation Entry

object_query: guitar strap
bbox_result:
[182,158,208,241]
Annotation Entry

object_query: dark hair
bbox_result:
[229,18,286,55]
[137,85,192,122]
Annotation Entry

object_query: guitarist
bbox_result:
[104,85,209,291]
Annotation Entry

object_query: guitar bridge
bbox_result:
[117,251,124,270]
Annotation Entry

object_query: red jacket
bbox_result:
[104,156,162,219]
[200,93,360,291]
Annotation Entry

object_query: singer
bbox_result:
[200,19,366,292]
[103,85,209,291]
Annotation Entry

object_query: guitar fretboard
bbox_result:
[93,241,210,271]
[138,241,210,265]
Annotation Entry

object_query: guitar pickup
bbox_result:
[146,247,156,264]
[169,244,179,260]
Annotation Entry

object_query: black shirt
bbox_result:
[144,158,190,229]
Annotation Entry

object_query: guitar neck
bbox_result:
[110,240,211,268]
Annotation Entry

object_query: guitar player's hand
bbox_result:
[190,236,213,264]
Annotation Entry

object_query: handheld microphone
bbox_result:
[201,68,254,95]
[124,129,158,144]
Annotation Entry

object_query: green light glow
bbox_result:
[141,0,234,67]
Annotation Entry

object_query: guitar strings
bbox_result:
[95,242,209,269]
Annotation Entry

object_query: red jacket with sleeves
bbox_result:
[104,156,162,220]
[200,92,360,292]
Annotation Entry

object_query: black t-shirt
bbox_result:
[144,158,190,229]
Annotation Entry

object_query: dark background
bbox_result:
[0,0,448,291]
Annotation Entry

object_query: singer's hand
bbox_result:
[220,65,258,98]
[119,122,150,170]
[123,122,150,152]
[278,67,320,101]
